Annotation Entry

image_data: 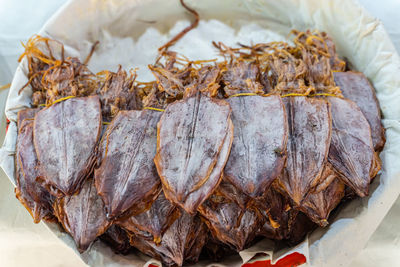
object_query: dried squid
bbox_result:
[117,191,180,244]
[155,91,233,214]
[198,193,264,251]
[327,97,379,197]
[100,225,131,255]
[129,212,208,266]
[95,109,162,219]
[334,71,385,152]
[97,67,142,121]
[300,163,345,226]
[224,93,287,198]
[53,178,110,253]
[11,24,387,263]
[15,108,53,223]
[218,61,288,199]
[257,186,298,241]
[34,96,102,197]
[18,36,98,107]
[277,97,332,205]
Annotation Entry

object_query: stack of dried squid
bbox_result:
[13,30,384,266]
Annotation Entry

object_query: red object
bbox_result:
[242,252,306,267]
[148,252,306,267]
[6,118,10,133]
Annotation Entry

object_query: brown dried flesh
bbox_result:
[13,28,385,265]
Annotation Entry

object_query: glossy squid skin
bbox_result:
[278,97,332,205]
[117,191,180,244]
[258,186,317,245]
[155,92,233,214]
[300,163,345,227]
[53,178,110,253]
[15,108,53,223]
[129,212,208,266]
[198,194,264,252]
[100,225,131,255]
[286,212,317,246]
[95,110,162,219]
[224,95,288,198]
[327,97,379,197]
[257,188,318,244]
[33,96,102,197]
[214,179,251,210]
[163,119,233,215]
[334,71,385,151]
[257,187,297,240]
[202,237,236,262]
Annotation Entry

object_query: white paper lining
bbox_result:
[1,0,400,266]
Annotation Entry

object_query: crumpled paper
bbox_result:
[1,0,400,266]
